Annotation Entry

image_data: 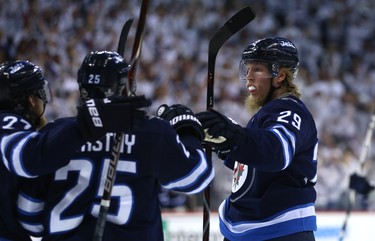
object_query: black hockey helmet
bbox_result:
[77,51,129,100]
[240,37,299,80]
[0,60,51,114]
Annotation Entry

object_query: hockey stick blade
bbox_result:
[203,6,256,241]
[207,6,255,109]
[125,0,150,96]
[209,6,255,56]
[117,18,134,56]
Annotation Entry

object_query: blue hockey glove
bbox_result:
[349,173,374,196]
[156,104,204,141]
[196,109,247,154]
[77,95,151,141]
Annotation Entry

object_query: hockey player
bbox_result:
[0,60,150,241]
[17,51,214,240]
[197,37,318,241]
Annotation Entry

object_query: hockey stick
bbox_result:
[117,18,134,56]
[92,18,134,241]
[338,107,375,241]
[93,1,150,239]
[203,6,255,241]
[124,0,150,96]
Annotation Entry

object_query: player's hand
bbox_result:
[156,104,204,141]
[349,173,374,196]
[77,95,151,141]
[196,109,247,154]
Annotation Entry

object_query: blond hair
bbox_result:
[280,67,301,98]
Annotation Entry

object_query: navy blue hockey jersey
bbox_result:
[18,116,214,241]
[219,95,318,241]
[0,112,85,241]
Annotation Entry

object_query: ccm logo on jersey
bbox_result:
[86,99,103,127]
[170,114,201,125]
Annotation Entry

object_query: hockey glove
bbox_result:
[77,95,151,141]
[156,104,204,141]
[196,109,247,155]
[349,173,374,196]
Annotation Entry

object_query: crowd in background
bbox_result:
[1,0,375,211]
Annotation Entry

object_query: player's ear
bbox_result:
[27,94,39,109]
[273,70,286,88]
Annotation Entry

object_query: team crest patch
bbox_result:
[232,161,248,193]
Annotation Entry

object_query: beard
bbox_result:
[245,94,266,114]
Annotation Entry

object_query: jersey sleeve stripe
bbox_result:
[161,150,211,192]
[5,132,39,177]
[0,133,13,171]
[19,221,44,236]
[17,192,44,214]
[271,125,296,151]
[17,192,45,236]
[184,167,215,194]
[269,125,296,170]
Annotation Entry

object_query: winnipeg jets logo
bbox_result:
[280,40,295,48]
[232,161,248,193]
[9,62,25,74]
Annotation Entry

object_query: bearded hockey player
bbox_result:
[197,37,318,241]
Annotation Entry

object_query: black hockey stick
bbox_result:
[92,18,134,241]
[93,0,150,239]
[123,0,150,96]
[338,107,375,241]
[203,6,255,241]
[117,18,134,56]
